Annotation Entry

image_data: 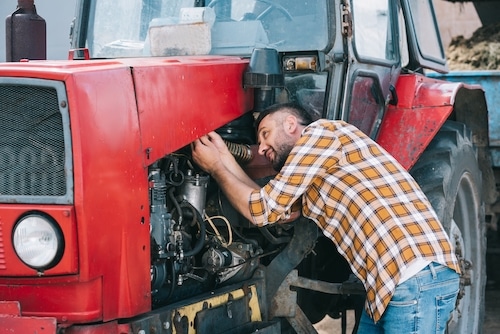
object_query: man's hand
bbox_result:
[204,131,230,155]
[191,131,260,223]
[191,132,226,174]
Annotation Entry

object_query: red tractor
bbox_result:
[0,0,493,333]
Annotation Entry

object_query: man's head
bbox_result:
[255,103,316,171]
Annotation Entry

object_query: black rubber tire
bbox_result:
[410,120,486,334]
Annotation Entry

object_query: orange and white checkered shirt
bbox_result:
[249,120,460,322]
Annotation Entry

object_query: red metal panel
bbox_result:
[0,60,152,323]
[0,301,21,315]
[0,317,56,334]
[0,56,254,325]
[132,56,254,164]
[377,74,461,170]
[66,67,151,322]
[0,301,125,334]
[0,205,77,276]
[0,301,57,334]
[61,56,253,322]
[0,59,125,82]
[0,277,102,323]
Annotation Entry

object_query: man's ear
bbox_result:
[284,114,298,134]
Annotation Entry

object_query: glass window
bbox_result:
[352,0,396,61]
[283,73,327,120]
[407,0,444,61]
[87,0,329,58]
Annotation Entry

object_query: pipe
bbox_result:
[5,0,46,62]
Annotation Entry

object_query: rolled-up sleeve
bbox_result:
[249,187,294,226]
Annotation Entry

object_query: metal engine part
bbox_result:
[147,154,261,307]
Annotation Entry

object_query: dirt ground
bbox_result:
[314,312,355,333]
[446,23,500,70]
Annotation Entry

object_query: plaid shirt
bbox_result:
[249,120,460,321]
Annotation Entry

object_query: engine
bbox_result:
[147,126,292,307]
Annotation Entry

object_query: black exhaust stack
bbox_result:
[6,0,46,62]
[244,48,284,112]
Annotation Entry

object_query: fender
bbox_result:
[376,73,486,171]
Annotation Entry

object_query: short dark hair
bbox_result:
[254,102,316,130]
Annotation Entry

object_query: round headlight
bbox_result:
[13,214,64,270]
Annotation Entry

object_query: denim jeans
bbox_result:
[357,262,460,334]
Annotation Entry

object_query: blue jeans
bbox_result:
[357,262,460,334]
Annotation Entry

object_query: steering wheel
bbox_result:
[207,0,293,21]
[255,0,293,21]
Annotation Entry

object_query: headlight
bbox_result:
[13,214,64,270]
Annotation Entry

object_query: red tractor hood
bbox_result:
[0,56,254,164]
[0,56,254,323]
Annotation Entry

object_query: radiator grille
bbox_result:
[0,84,66,197]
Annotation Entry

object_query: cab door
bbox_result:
[341,0,402,139]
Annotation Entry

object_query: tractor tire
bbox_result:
[410,120,486,334]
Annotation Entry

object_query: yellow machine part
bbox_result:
[171,284,262,334]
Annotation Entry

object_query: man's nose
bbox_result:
[257,142,267,156]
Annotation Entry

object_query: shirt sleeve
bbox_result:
[249,121,342,226]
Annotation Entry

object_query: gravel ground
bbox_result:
[447,23,500,70]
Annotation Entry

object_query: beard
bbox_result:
[272,140,295,172]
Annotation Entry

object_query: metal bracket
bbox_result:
[270,270,365,333]
[341,2,353,38]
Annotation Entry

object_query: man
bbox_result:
[191,102,460,333]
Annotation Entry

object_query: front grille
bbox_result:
[0,84,66,197]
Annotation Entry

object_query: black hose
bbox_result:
[167,201,207,257]
[181,201,206,258]
[165,260,176,301]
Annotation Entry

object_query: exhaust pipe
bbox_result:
[5,0,46,62]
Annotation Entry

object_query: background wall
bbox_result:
[432,0,482,49]
[432,0,500,50]
[0,0,76,62]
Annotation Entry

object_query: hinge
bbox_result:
[341,2,352,38]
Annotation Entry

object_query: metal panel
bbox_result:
[0,301,57,334]
[428,71,500,166]
[132,56,254,164]
[377,74,455,170]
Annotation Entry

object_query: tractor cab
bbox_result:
[72,0,328,58]
[73,0,449,136]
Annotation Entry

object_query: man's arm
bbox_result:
[210,163,257,222]
[192,131,300,224]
